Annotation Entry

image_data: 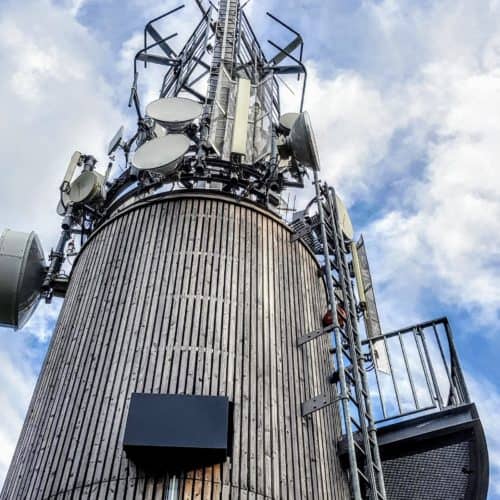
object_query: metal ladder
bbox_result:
[311,176,386,500]
[207,0,239,103]
[206,0,240,156]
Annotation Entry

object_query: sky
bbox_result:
[0,0,499,497]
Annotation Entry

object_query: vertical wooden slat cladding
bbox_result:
[1,193,349,500]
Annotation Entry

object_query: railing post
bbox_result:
[443,319,471,404]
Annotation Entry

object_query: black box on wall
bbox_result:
[123,393,231,472]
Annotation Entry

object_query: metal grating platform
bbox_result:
[383,440,470,499]
[377,404,489,500]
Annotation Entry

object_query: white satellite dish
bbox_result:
[288,111,321,170]
[336,195,354,240]
[0,229,46,329]
[68,171,105,204]
[107,126,124,156]
[146,97,203,130]
[279,112,299,133]
[132,134,191,176]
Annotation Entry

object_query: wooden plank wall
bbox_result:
[1,193,350,500]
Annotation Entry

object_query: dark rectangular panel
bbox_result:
[124,393,231,472]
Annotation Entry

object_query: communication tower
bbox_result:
[0,1,489,499]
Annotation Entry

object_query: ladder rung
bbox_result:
[348,392,361,407]
[341,348,353,363]
[345,369,356,385]
[354,440,366,456]
[350,416,362,431]
[340,330,350,342]
[357,468,370,484]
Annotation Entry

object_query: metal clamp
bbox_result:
[301,393,338,417]
[297,325,333,347]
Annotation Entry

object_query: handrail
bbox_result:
[363,317,469,426]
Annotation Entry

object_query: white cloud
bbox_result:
[0,0,125,248]
[363,59,500,330]
[304,67,403,202]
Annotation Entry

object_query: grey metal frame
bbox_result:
[364,317,470,425]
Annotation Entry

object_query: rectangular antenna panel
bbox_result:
[357,237,390,373]
[209,73,273,164]
[248,76,273,163]
[231,78,251,156]
[208,66,235,159]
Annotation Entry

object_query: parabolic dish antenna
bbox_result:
[132,134,191,176]
[0,229,46,329]
[289,111,321,170]
[279,112,299,133]
[146,97,203,129]
[335,195,354,240]
[68,171,105,204]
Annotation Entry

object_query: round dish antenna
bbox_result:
[0,229,46,329]
[107,126,124,156]
[335,195,354,240]
[288,111,321,170]
[146,97,203,130]
[68,171,105,205]
[132,134,191,176]
[279,112,299,133]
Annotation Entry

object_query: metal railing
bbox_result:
[363,317,470,426]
